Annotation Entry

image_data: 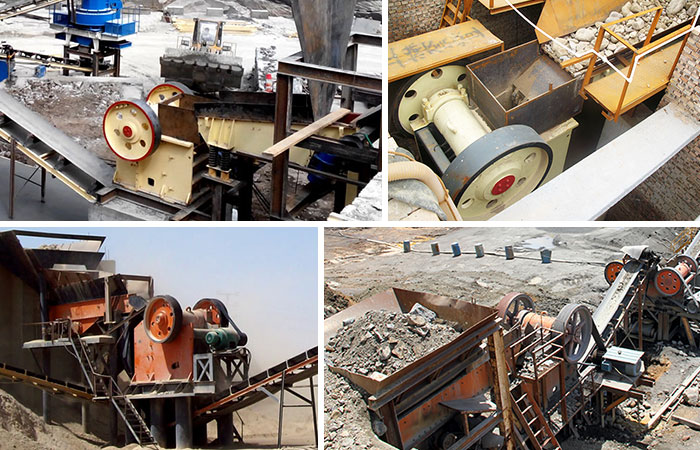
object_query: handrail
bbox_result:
[580,6,690,121]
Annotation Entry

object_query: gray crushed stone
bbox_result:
[543,0,699,76]
[326,309,461,376]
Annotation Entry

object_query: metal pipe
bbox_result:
[81,402,88,434]
[175,397,193,449]
[39,275,49,423]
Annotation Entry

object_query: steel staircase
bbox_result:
[66,323,155,446]
[440,0,472,28]
[510,385,561,450]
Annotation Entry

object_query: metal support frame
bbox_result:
[275,371,318,448]
[62,43,121,77]
[270,32,381,220]
[6,137,47,219]
[194,353,214,382]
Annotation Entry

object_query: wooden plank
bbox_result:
[682,317,697,349]
[672,415,700,431]
[536,0,627,43]
[263,108,349,158]
[648,364,700,429]
[491,103,700,221]
[585,42,682,118]
[388,19,503,82]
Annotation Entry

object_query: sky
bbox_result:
[8,226,319,373]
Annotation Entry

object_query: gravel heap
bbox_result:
[543,0,698,75]
[324,367,395,450]
[326,309,461,376]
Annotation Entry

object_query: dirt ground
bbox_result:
[324,227,700,450]
[0,388,315,450]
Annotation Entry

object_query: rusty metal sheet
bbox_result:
[466,41,583,133]
[388,19,503,83]
[0,231,39,289]
[325,288,497,397]
[290,0,356,120]
[536,0,627,43]
[399,363,492,449]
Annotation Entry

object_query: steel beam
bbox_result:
[277,55,382,93]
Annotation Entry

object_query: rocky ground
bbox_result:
[543,0,698,75]
[324,227,700,450]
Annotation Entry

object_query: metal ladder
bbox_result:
[510,387,561,450]
[440,0,472,28]
[66,326,156,446]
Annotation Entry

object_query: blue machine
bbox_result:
[49,0,139,75]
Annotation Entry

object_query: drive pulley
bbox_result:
[146,81,193,108]
[497,293,593,363]
[103,99,162,161]
[394,64,552,220]
[144,295,183,343]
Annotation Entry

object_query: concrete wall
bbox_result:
[0,266,115,442]
[606,29,700,221]
[388,0,543,49]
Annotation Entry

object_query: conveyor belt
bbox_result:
[0,0,61,20]
[0,361,93,400]
[0,90,114,201]
[685,232,700,260]
[194,347,318,418]
[582,260,644,363]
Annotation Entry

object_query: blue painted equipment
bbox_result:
[0,47,15,82]
[48,0,140,76]
[34,65,46,78]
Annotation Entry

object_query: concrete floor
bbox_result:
[0,157,89,220]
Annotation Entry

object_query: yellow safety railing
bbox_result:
[580,6,691,121]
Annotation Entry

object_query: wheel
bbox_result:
[442,125,553,220]
[497,293,535,330]
[143,295,182,343]
[390,65,469,137]
[146,81,193,108]
[604,261,624,285]
[655,268,683,297]
[193,298,230,327]
[552,304,592,363]
[677,255,698,274]
[103,99,162,161]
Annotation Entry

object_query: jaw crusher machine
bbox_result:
[28,288,249,448]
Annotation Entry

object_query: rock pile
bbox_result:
[325,308,461,376]
[324,367,394,450]
[543,0,698,75]
[324,284,352,318]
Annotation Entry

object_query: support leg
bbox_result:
[175,397,193,449]
[193,421,208,447]
[40,167,46,203]
[212,184,223,221]
[277,371,286,448]
[270,151,289,220]
[9,138,15,219]
[309,376,318,446]
[150,398,168,447]
[82,402,88,434]
[217,413,234,446]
